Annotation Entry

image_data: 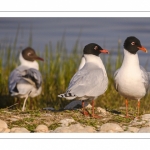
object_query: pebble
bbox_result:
[127,127,139,133]
[0,119,8,129]
[60,118,75,127]
[10,127,30,133]
[0,128,10,133]
[130,118,146,126]
[138,127,150,133]
[52,123,96,133]
[96,107,108,116]
[141,114,150,121]
[144,121,150,126]
[99,123,124,132]
[35,124,49,133]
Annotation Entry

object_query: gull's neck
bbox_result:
[78,56,85,70]
[121,49,140,69]
[19,53,39,70]
[84,54,107,76]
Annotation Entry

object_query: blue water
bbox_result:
[0,17,150,70]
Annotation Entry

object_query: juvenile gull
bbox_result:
[8,47,44,111]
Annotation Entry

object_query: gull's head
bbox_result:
[21,47,44,62]
[83,43,109,56]
[124,36,147,54]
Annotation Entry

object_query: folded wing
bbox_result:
[9,66,42,96]
[58,64,108,99]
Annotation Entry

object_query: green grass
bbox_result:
[0,35,150,116]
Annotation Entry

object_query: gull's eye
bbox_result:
[27,52,31,56]
[94,46,98,50]
[131,42,135,45]
[27,52,34,56]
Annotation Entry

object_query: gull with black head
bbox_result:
[114,36,149,117]
[58,43,109,118]
[8,47,44,111]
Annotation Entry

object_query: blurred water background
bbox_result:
[0,17,150,70]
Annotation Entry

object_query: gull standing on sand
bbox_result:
[114,36,149,117]
[58,43,109,118]
[8,47,44,111]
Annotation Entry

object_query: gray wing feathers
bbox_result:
[113,68,120,91]
[66,68,108,97]
[140,66,150,92]
[9,68,23,93]
[147,72,150,81]
[22,68,42,89]
[9,66,42,94]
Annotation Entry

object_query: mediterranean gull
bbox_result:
[58,43,109,118]
[114,36,149,117]
[8,47,44,111]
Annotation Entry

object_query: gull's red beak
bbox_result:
[34,56,44,61]
[137,46,147,53]
[100,49,109,54]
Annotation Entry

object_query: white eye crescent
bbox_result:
[27,52,31,56]
[131,42,135,45]
[94,46,98,50]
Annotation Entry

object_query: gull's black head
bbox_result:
[124,36,147,54]
[83,43,109,56]
[22,47,44,62]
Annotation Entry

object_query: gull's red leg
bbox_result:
[81,100,90,116]
[91,99,101,118]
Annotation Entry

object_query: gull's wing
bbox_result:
[9,66,42,95]
[140,66,150,92]
[63,63,108,98]
[113,68,120,91]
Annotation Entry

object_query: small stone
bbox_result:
[83,126,96,132]
[141,114,150,121]
[85,104,92,109]
[9,118,19,122]
[99,130,115,133]
[122,126,128,130]
[0,119,7,129]
[10,127,30,133]
[0,128,10,133]
[52,123,96,133]
[68,124,95,132]
[60,118,75,127]
[100,123,123,132]
[96,107,108,115]
[8,116,21,122]
[52,124,82,133]
[145,121,150,126]
[138,127,150,133]
[35,125,49,133]
[130,118,146,126]
[127,127,139,133]
[0,128,4,132]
